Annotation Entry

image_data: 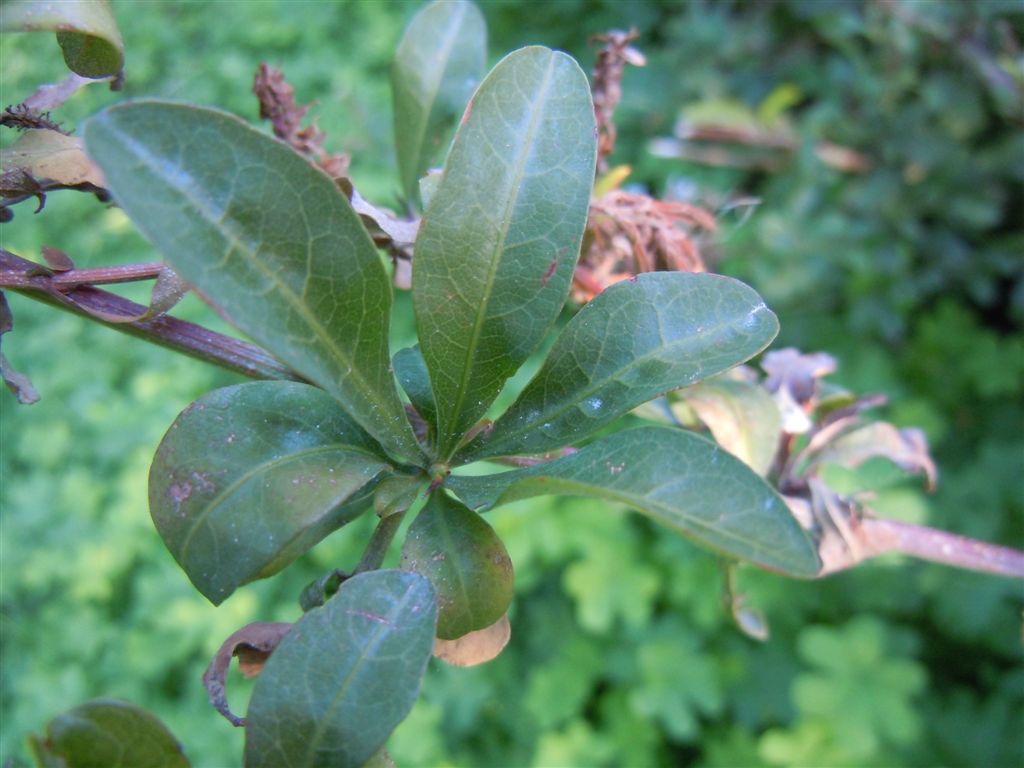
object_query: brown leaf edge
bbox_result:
[202,622,292,727]
[432,614,511,668]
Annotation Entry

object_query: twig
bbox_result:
[352,510,407,575]
[50,262,165,287]
[858,518,1024,579]
[1,249,303,383]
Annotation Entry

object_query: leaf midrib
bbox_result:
[100,112,416,458]
[440,53,558,457]
[476,301,771,457]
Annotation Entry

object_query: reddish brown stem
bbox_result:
[51,262,165,287]
[859,518,1024,578]
[1,249,303,383]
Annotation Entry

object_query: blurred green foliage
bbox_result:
[2,1,1021,766]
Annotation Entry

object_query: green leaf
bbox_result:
[447,426,820,577]
[33,699,189,768]
[394,345,436,428]
[679,378,782,476]
[149,381,389,604]
[373,474,426,518]
[83,101,423,463]
[413,46,597,459]
[392,0,486,201]
[1,0,124,78]
[462,273,779,461]
[244,570,437,768]
[401,492,514,639]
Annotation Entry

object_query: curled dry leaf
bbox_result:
[803,421,938,491]
[202,622,292,727]
[432,613,511,667]
[348,186,419,278]
[574,190,715,302]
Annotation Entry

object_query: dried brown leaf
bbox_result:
[0,129,106,188]
[22,72,98,113]
[202,622,292,727]
[40,245,74,272]
[574,190,715,302]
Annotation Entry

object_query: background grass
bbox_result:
[2,1,1021,766]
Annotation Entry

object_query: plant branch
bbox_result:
[49,261,165,287]
[858,518,1024,579]
[353,510,408,575]
[1,248,303,383]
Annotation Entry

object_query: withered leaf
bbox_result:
[202,622,292,727]
[0,129,106,188]
[40,245,74,271]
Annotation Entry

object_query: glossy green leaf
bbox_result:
[392,0,486,201]
[34,699,189,768]
[447,426,820,577]
[394,345,436,428]
[244,570,437,768]
[462,273,779,461]
[1,0,124,78]
[679,378,782,476]
[83,102,423,463]
[413,46,597,459]
[401,492,514,639]
[149,381,389,604]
